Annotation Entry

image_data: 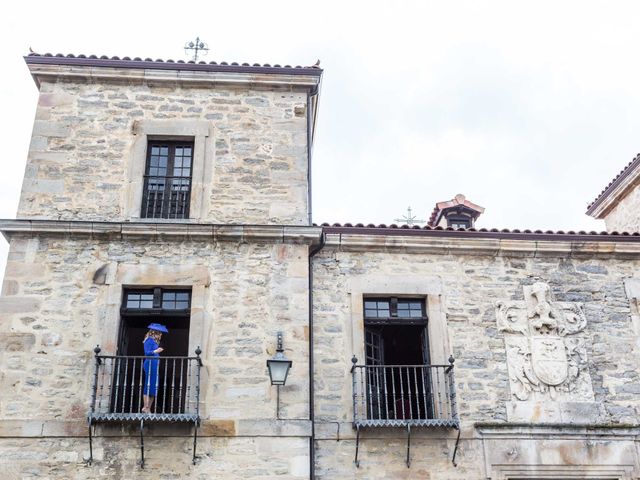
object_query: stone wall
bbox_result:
[18,79,310,225]
[604,182,640,232]
[0,233,311,476]
[0,436,309,479]
[312,246,640,477]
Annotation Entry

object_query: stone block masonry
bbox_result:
[312,246,640,478]
[0,232,313,477]
[604,183,640,233]
[18,79,311,225]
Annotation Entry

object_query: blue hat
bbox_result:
[148,323,168,333]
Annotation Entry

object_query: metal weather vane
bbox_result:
[184,37,209,61]
[394,206,425,226]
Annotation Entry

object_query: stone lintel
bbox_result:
[0,220,322,246]
[28,64,320,90]
[324,233,640,258]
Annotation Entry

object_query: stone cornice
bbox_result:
[26,63,321,91]
[475,421,640,439]
[0,220,323,245]
[324,232,640,258]
[4,220,640,257]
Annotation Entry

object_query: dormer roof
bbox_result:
[427,194,485,227]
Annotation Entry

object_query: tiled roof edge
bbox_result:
[24,52,323,77]
[316,223,640,241]
[586,153,640,216]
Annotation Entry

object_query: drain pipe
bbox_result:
[308,231,325,480]
[306,72,322,479]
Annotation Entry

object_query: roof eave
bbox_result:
[24,56,323,91]
[586,158,640,218]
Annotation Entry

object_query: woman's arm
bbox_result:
[144,338,159,356]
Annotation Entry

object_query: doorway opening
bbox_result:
[112,287,191,414]
[364,297,432,420]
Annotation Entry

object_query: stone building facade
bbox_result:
[1,53,640,479]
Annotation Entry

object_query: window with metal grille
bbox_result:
[141,141,193,219]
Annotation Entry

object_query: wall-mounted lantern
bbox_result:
[267,332,292,386]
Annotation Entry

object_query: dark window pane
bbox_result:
[142,140,193,219]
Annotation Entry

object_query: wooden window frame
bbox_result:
[121,287,192,317]
[363,297,428,325]
[141,140,194,219]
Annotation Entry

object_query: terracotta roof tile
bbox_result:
[427,194,485,227]
[587,152,640,214]
[315,222,640,240]
[25,52,322,76]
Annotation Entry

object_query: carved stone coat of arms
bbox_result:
[496,282,594,402]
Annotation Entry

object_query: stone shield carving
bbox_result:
[496,282,594,402]
[530,337,567,386]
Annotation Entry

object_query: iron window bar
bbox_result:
[350,356,461,468]
[88,346,203,468]
[141,175,192,219]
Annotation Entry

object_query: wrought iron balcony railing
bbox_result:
[351,359,459,428]
[350,357,460,467]
[87,346,202,468]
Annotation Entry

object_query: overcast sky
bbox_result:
[2,1,640,284]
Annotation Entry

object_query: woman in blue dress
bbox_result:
[141,323,168,413]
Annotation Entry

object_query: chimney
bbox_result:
[427,194,485,229]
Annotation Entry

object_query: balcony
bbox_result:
[87,346,202,467]
[350,357,460,467]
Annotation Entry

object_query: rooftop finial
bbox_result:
[394,206,425,226]
[184,37,209,62]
